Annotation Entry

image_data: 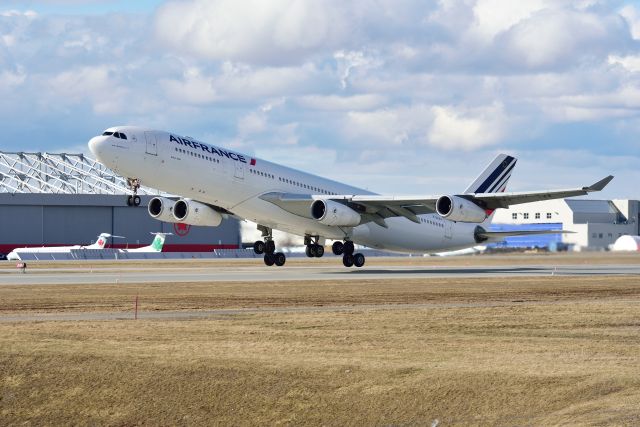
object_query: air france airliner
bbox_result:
[88,126,612,268]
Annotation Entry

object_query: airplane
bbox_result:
[118,233,170,253]
[7,233,118,261]
[88,126,613,268]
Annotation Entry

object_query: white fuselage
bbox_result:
[7,245,82,260]
[89,127,481,253]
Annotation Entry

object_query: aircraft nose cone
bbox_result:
[88,136,106,158]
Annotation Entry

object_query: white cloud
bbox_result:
[470,0,549,43]
[428,103,509,150]
[296,94,386,111]
[608,54,640,72]
[47,65,127,114]
[154,0,350,65]
[343,103,513,150]
[334,50,382,89]
[496,8,626,70]
[619,5,640,40]
[160,67,218,105]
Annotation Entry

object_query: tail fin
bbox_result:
[88,233,111,249]
[150,233,168,252]
[464,154,517,194]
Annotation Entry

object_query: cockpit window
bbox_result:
[108,132,129,140]
[102,131,114,136]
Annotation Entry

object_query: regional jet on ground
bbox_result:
[7,233,117,261]
[88,127,613,268]
[118,233,169,253]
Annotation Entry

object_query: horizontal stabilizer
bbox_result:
[476,228,573,243]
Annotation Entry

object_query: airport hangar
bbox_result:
[491,198,640,251]
[0,151,241,255]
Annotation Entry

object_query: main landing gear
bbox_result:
[332,240,365,268]
[304,235,324,258]
[126,178,141,207]
[253,225,286,267]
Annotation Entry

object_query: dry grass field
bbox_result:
[1,254,640,425]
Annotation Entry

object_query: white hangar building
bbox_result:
[491,199,640,251]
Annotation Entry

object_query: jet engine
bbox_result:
[148,197,180,223]
[436,195,487,223]
[311,199,361,227]
[173,199,223,227]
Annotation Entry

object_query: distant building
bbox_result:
[0,151,240,254]
[491,199,640,251]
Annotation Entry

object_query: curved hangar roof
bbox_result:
[0,151,160,195]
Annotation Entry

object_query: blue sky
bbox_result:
[0,0,639,199]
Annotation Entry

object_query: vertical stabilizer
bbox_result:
[150,233,168,252]
[464,154,517,194]
[87,233,111,249]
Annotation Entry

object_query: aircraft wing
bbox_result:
[259,175,613,225]
[468,175,614,209]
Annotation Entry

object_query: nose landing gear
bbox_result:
[126,178,141,207]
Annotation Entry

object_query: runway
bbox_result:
[0,262,639,286]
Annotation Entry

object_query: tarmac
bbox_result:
[0,262,639,286]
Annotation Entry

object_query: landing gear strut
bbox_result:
[337,239,365,268]
[126,178,141,207]
[304,235,324,258]
[253,225,286,267]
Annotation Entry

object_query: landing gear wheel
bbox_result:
[332,241,344,256]
[342,254,354,268]
[353,253,365,268]
[305,245,314,258]
[263,253,275,266]
[274,252,286,267]
[343,241,355,256]
[126,178,141,208]
[315,244,324,258]
[254,240,265,254]
[265,240,276,254]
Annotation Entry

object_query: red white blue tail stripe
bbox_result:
[464,154,517,194]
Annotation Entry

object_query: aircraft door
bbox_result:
[234,161,244,180]
[145,132,158,156]
[444,221,452,239]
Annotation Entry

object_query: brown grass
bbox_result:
[0,276,639,314]
[2,301,640,425]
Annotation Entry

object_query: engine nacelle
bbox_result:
[173,199,223,227]
[310,199,361,227]
[148,197,180,223]
[436,195,487,223]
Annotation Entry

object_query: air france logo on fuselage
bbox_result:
[170,134,247,164]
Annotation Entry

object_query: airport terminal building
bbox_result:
[0,151,241,254]
[491,199,640,251]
